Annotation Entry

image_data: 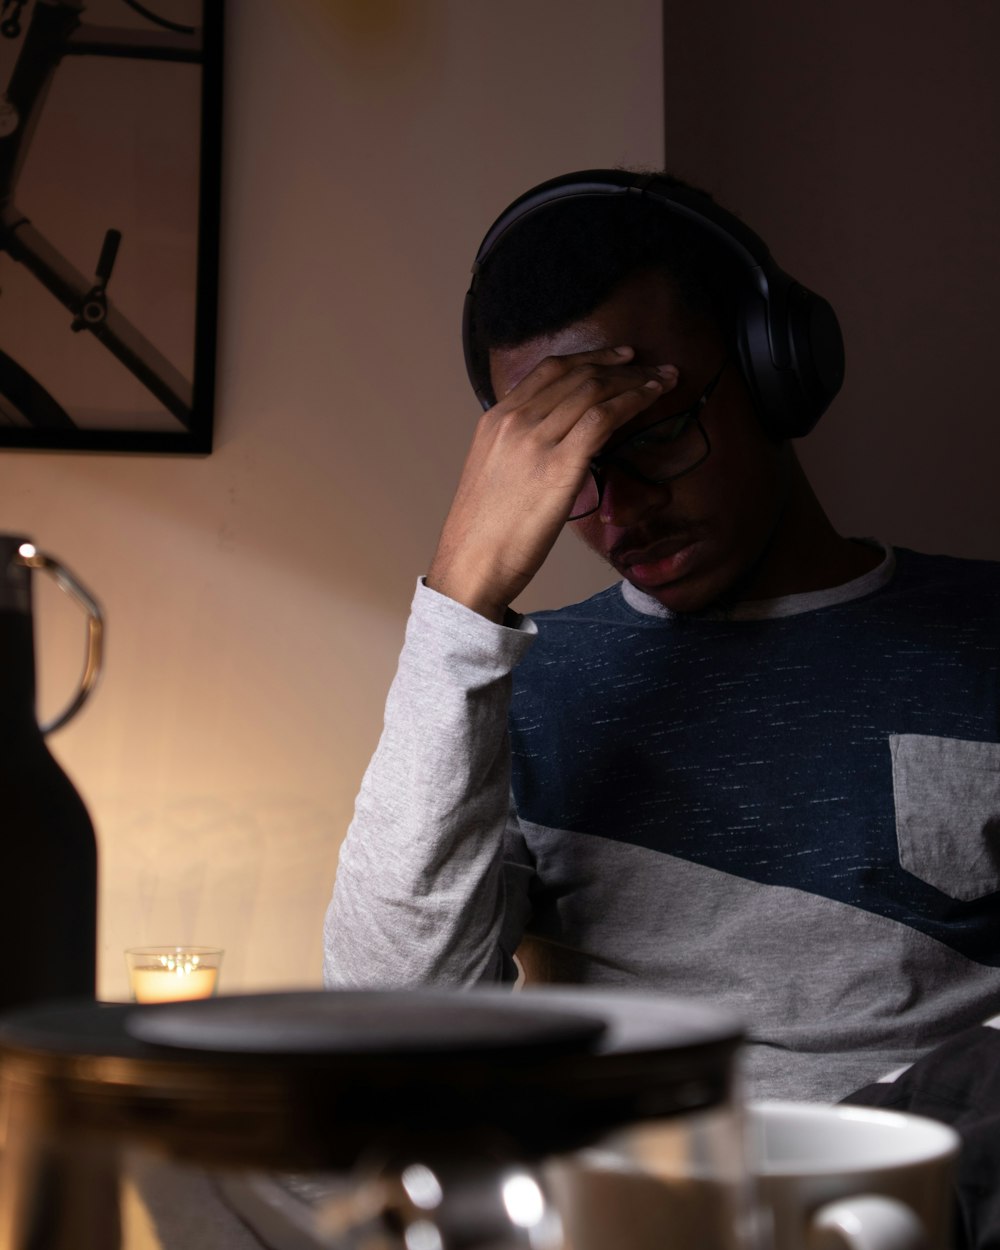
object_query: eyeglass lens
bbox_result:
[569,470,601,521]
[567,415,706,521]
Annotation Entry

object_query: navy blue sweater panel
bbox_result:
[508,549,1000,967]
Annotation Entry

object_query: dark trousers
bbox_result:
[842,1026,1000,1250]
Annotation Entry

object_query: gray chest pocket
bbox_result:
[890,733,1000,901]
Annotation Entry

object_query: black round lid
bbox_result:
[0,987,743,1167]
[125,988,607,1056]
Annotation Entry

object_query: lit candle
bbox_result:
[128,951,219,1003]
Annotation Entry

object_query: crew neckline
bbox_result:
[620,542,896,621]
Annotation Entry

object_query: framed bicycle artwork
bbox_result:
[0,0,223,453]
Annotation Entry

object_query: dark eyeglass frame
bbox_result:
[568,361,729,521]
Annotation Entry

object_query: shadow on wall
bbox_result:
[101,792,340,998]
[662,0,1000,561]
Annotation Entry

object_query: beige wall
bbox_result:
[662,0,1000,561]
[0,0,663,1000]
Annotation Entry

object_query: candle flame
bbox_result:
[157,952,202,976]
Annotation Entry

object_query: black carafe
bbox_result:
[0,535,103,1013]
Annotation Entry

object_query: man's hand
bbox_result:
[426,346,678,622]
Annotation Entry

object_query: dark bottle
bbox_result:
[0,535,102,1012]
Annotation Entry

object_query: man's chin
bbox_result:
[623,571,722,614]
[619,555,742,614]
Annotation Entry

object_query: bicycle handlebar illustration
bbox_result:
[0,0,205,432]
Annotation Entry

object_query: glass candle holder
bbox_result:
[124,946,223,1003]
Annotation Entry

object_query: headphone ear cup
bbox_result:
[788,285,845,435]
[735,291,783,437]
[736,284,844,439]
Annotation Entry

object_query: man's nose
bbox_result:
[597,466,670,526]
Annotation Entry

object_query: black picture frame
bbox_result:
[0,0,223,454]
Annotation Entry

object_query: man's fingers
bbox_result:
[500,356,677,431]
[557,373,674,454]
[524,361,679,448]
[499,345,639,399]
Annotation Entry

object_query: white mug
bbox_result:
[546,1101,959,1250]
[748,1100,960,1250]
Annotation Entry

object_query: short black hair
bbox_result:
[468,171,745,399]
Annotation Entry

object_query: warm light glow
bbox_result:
[129,953,219,1003]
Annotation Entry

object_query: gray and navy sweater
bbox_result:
[325,545,1000,1100]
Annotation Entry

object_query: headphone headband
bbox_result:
[463,169,844,439]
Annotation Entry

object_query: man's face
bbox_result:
[488,269,793,614]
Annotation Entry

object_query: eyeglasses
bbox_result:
[567,361,728,521]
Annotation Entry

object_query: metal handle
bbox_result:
[316,1149,563,1250]
[14,542,104,735]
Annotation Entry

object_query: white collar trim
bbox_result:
[620,542,896,621]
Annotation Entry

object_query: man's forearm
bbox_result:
[323,579,537,987]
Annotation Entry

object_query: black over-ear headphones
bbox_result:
[462,169,844,439]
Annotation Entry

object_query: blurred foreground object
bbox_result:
[0,535,102,1014]
[0,987,744,1249]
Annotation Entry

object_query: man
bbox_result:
[324,170,1000,1108]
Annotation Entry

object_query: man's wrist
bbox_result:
[425,564,509,624]
[413,579,536,652]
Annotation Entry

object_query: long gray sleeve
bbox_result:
[323,579,538,988]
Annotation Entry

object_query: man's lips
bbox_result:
[613,535,701,587]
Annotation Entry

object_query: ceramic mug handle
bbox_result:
[808,1194,929,1250]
